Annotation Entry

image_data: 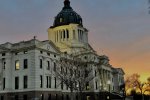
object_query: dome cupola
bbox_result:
[51,0,83,28]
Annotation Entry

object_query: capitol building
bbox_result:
[0,0,125,100]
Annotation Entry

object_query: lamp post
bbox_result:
[76,84,80,100]
[107,80,111,100]
[107,80,111,92]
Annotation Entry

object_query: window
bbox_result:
[46,76,48,88]
[40,75,43,88]
[3,78,5,90]
[15,77,19,89]
[1,96,4,100]
[3,62,6,69]
[95,70,97,76]
[66,30,69,39]
[66,67,68,74]
[24,76,28,89]
[23,95,27,100]
[24,59,28,69]
[53,62,56,71]
[46,76,51,88]
[54,55,56,57]
[61,79,63,90]
[95,81,98,90]
[40,59,42,69]
[54,77,56,89]
[66,80,68,90]
[15,95,18,100]
[48,94,51,100]
[47,53,50,56]
[73,30,76,40]
[55,94,57,100]
[40,51,43,54]
[60,18,63,22]
[86,82,90,90]
[47,61,50,70]
[62,94,64,100]
[76,95,78,100]
[63,30,65,39]
[2,53,5,56]
[49,77,51,88]
[2,58,6,69]
[15,52,18,55]
[66,95,69,100]
[60,66,63,74]
[15,60,20,70]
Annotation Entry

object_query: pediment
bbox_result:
[37,40,60,54]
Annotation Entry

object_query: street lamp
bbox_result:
[107,80,111,100]
[107,80,111,92]
[100,82,102,91]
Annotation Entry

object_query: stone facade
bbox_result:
[0,0,125,100]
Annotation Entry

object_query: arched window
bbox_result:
[66,29,69,39]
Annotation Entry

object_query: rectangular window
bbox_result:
[61,80,63,90]
[46,76,48,88]
[24,76,28,89]
[47,53,50,56]
[49,76,51,88]
[40,75,43,88]
[15,95,18,100]
[66,95,69,100]
[40,51,43,54]
[66,80,68,90]
[40,59,42,69]
[15,60,20,70]
[2,53,5,56]
[95,70,97,76]
[3,78,5,90]
[48,94,51,100]
[2,58,6,69]
[95,81,98,90]
[53,62,56,71]
[46,76,51,88]
[24,59,28,69]
[47,61,50,70]
[1,96,4,100]
[54,77,56,88]
[15,77,19,89]
[62,94,64,100]
[55,94,57,100]
[15,52,18,55]
[23,95,27,100]
[86,82,90,90]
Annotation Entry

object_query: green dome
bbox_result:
[51,0,83,28]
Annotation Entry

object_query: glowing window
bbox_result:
[15,60,20,70]
[60,18,63,22]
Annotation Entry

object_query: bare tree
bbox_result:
[53,56,94,100]
[125,74,150,99]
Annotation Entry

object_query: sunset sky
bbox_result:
[0,0,150,81]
